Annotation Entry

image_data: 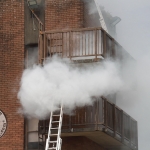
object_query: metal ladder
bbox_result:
[45,106,63,150]
[94,0,108,33]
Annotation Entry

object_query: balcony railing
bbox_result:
[38,97,138,150]
[38,27,124,64]
[30,9,44,32]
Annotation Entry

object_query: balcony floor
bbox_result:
[61,131,133,150]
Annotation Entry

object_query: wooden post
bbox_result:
[135,121,138,150]
[69,31,72,60]
[129,117,132,148]
[69,115,72,132]
[103,30,107,58]
[44,33,46,62]
[25,119,28,150]
[113,104,116,137]
[62,33,64,58]
[104,99,108,131]
[121,110,124,143]
[112,39,115,58]
[95,29,97,61]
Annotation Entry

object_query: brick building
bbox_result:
[0,0,24,150]
[0,0,138,150]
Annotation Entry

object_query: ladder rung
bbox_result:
[48,148,56,150]
[49,134,58,136]
[52,121,60,123]
[51,128,58,130]
[53,115,60,116]
[49,141,57,143]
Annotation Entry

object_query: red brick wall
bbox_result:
[0,0,24,149]
[62,136,106,150]
[45,0,84,30]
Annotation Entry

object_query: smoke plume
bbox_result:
[96,0,150,149]
[18,57,122,119]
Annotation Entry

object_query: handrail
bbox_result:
[29,8,44,32]
[40,27,102,34]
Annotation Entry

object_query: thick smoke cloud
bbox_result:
[96,0,150,149]
[18,57,123,119]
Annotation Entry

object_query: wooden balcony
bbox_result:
[38,97,138,150]
[37,27,137,150]
[38,27,128,64]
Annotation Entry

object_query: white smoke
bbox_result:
[18,57,123,119]
[117,52,150,150]
[95,0,150,149]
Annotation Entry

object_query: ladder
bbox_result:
[45,106,63,150]
[94,0,108,33]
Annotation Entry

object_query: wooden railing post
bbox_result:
[129,117,132,148]
[135,121,138,150]
[62,32,64,58]
[44,33,46,62]
[69,115,71,132]
[121,110,124,143]
[38,33,44,64]
[103,30,107,58]
[104,99,108,131]
[113,104,116,137]
[95,29,97,61]
[96,99,98,130]
[69,31,72,60]
[112,39,115,58]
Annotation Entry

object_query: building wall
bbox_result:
[0,0,24,150]
[45,0,84,30]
